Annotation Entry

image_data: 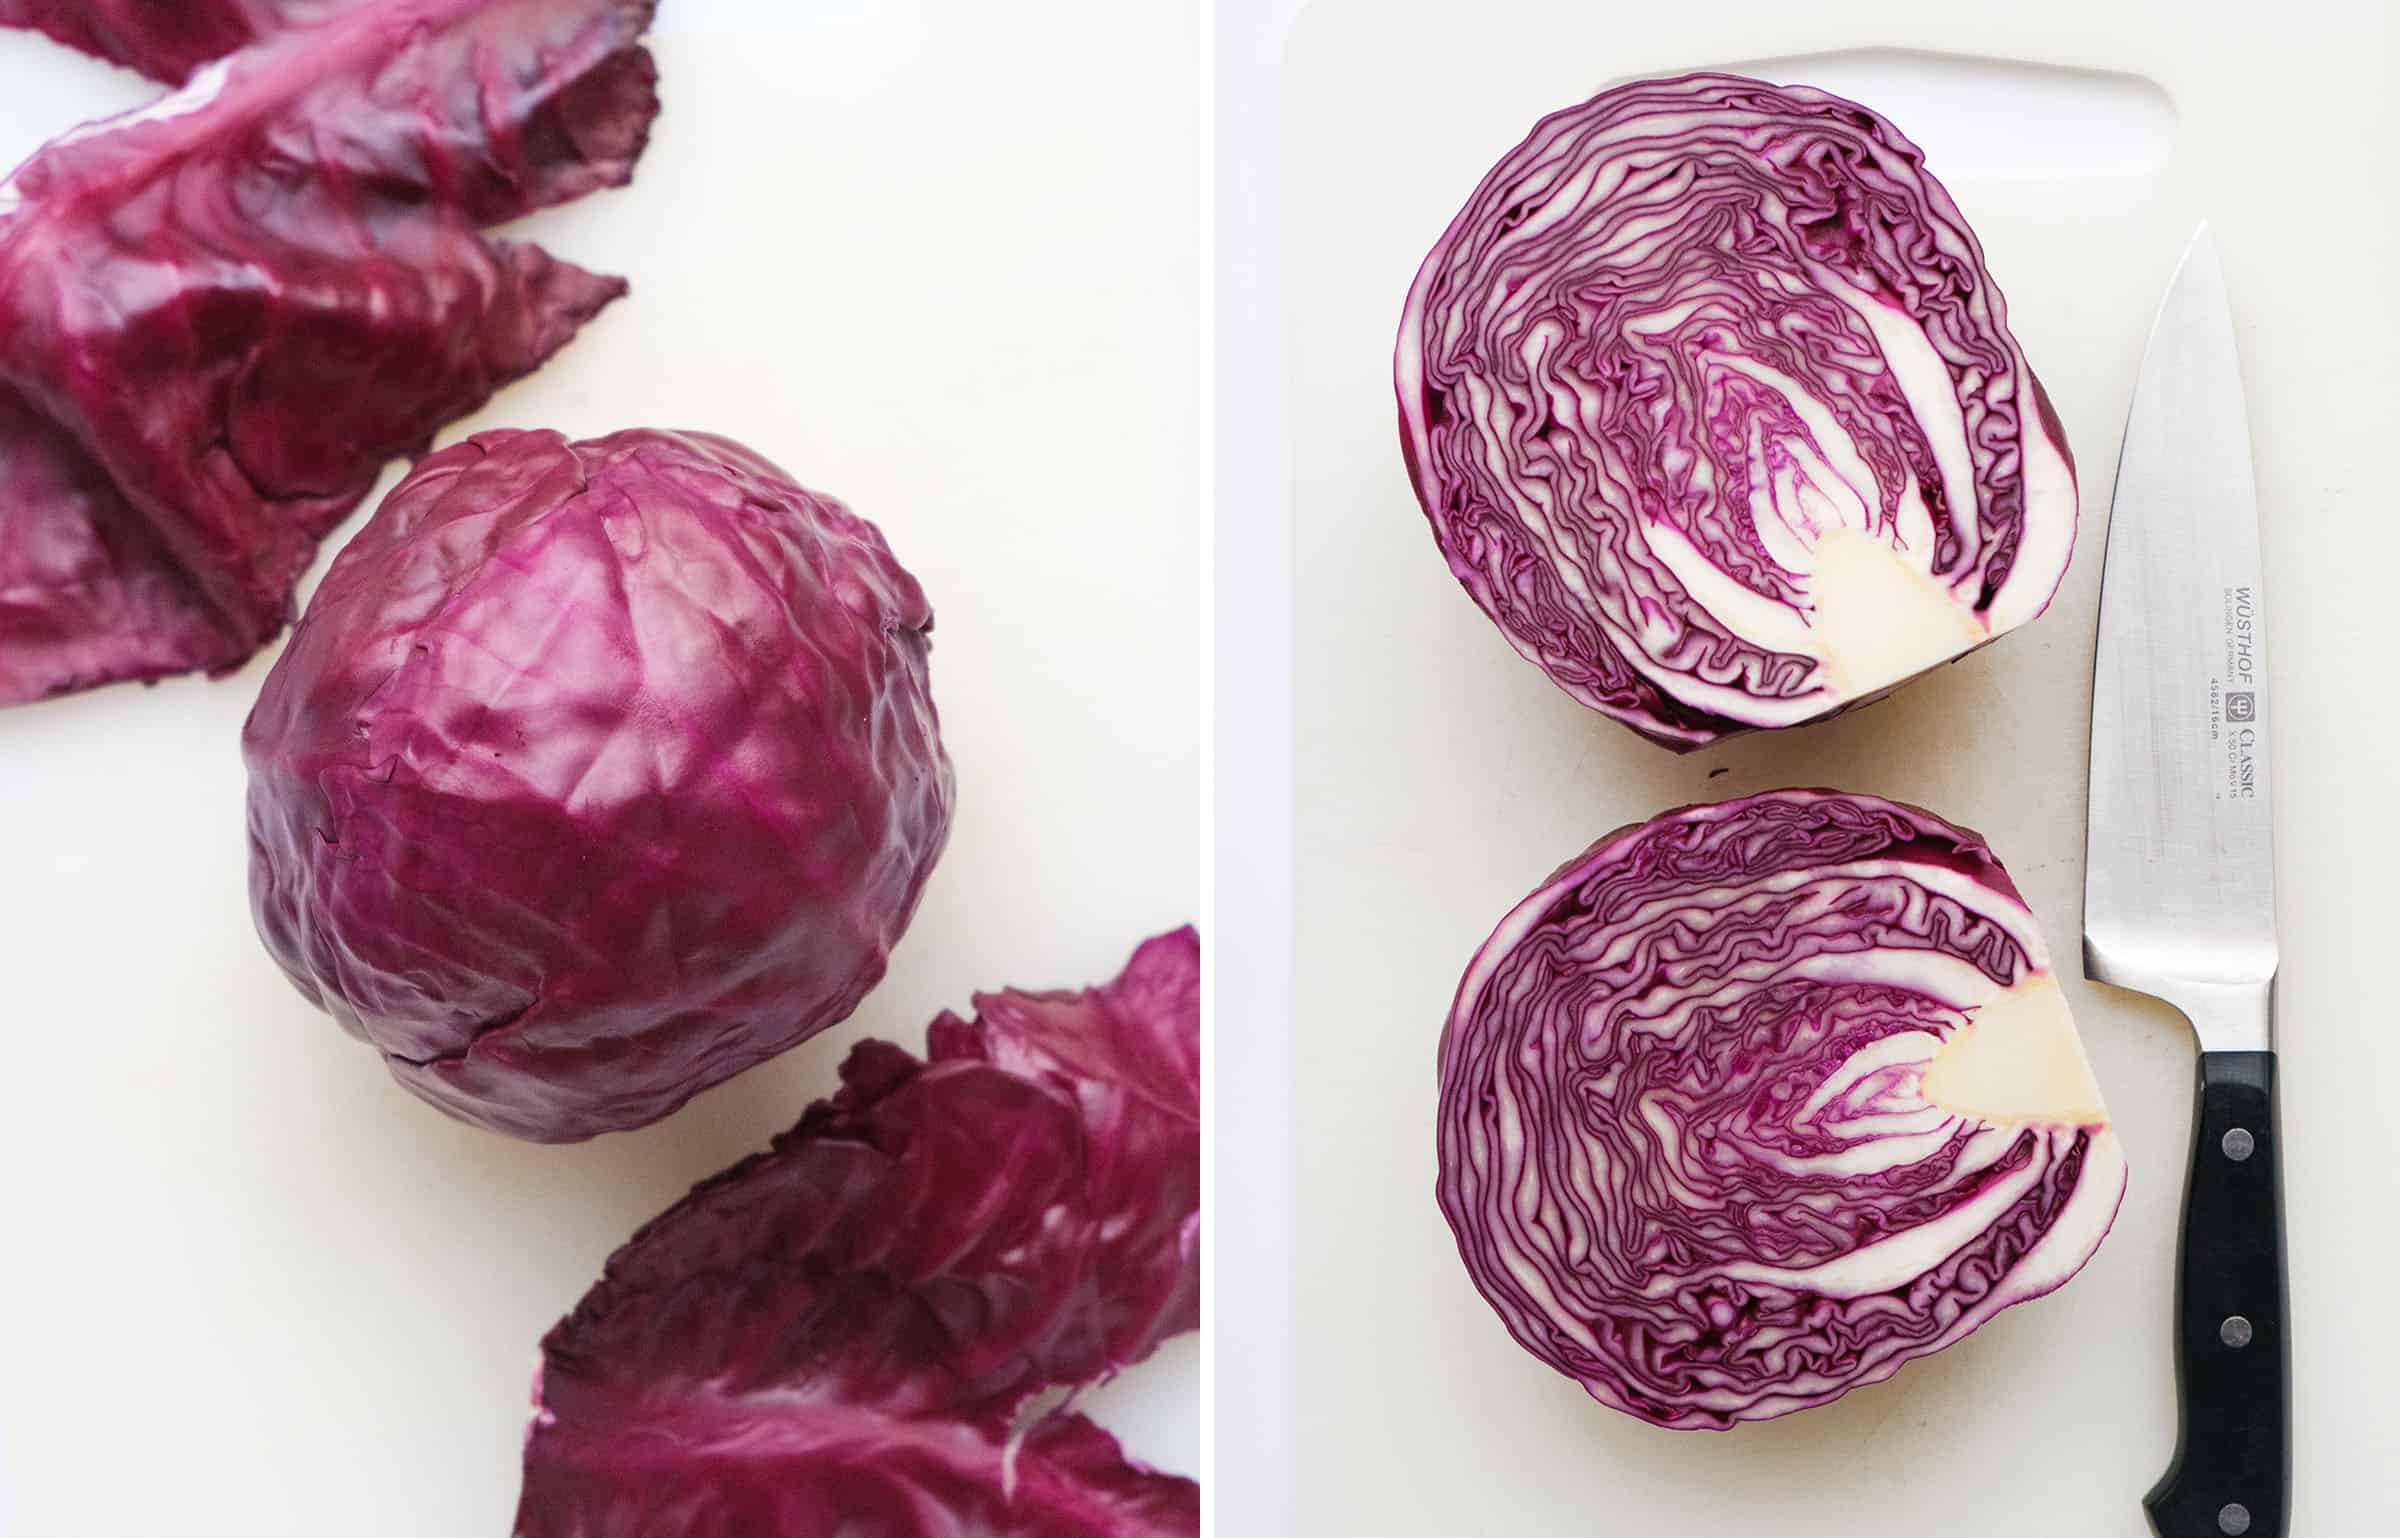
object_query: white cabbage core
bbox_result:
[1622,266,2073,727]
[1923,974,2110,1125]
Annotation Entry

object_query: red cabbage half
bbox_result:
[1436,790,2124,1429]
[244,429,953,1142]
[0,0,658,704]
[1396,74,2077,750]
[515,929,1201,1538]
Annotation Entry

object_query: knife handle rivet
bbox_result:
[2220,1314,2254,1349]
[2218,1502,2251,1535]
[2221,1127,2255,1162]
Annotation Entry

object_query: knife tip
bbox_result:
[2159,222,2228,311]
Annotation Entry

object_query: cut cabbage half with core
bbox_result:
[1435,789,2125,1429]
[1398,73,2078,750]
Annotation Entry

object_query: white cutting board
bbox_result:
[0,3,1205,1533]
[1286,1,2397,1533]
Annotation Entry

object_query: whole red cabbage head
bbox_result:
[243,428,955,1142]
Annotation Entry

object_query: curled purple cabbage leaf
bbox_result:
[0,0,659,705]
[1397,74,2078,750]
[1436,790,2125,1429]
[244,428,954,1142]
[0,0,348,82]
[515,929,1202,1538]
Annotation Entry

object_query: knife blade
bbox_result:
[2084,224,2288,1538]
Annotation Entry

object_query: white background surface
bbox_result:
[1210,1,1302,1533]
[0,3,1206,1532]
[1278,2,2398,1534]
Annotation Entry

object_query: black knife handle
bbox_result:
[2146,1050,2289,1538]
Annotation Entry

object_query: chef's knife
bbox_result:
[2084,224,2287,1538]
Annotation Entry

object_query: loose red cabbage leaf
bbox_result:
[0,0,346,82]
[515,929,1202,1538]
[0,0,658,705]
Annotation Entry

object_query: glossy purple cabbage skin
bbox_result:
[0,0,347,81]
[1396,74,2078,751]
[1436,790,2126,1430]
[514,929,1202,1538]
[0,0,659,706]
[243,428,955,1143]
